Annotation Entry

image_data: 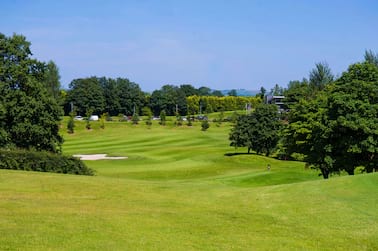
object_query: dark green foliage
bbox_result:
[96,77,145,116]
[201,119,210,131]
[211,90,224,97]
[228,89,237,96]
[0,149,94,175]
[98,77,120,116]
[43,60,61,102]
[180,84,199,97]
[282,94,332,178]
[159,110,166,126]
[0,33,63,153]
[364,49,378,67]
[67,112,75,134]
[229,104,281,155]
[327,62,378,174]
[198,86,211,96]
[186,115,192,126]
[145,118,152,127]
[67,77,105,115]
[216,111,224,127]
[284,62,378,178]
[175,113,183,126]
[142,106,152,127]
[99,113,106,129]
[141,106,153,117]
[270,84,284,95]
[257,86,266,100]
[0,103,8,146]
[309,62,334,91]
[150,85,187,116]
[85,109,93,130]
[132,114,139,125]
[283,79,311,108]
[117,78,145,116]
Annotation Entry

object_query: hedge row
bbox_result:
[0,149,94,176]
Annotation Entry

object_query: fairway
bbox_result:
[1,120,377,250]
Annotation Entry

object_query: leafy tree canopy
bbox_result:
[309,62,334,91]
[230,104,281,155]
[283,62,378,178]
[0,33,63,152]
[67,77,105,115]
[43,60,61,101]
[364,49,378,67]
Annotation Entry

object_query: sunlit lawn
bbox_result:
[0,119,377,250]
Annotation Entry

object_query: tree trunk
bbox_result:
[346,168,355,175]
[320,168,329,179]
[248,147,251,154]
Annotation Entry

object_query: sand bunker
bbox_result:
[73,154,128,160]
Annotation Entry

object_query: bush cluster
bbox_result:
[0,149,94,176]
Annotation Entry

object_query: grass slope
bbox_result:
[1,171,376,250]
[0,120,377,250]
[63,121,319,185]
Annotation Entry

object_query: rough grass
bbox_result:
[0,119,377,250]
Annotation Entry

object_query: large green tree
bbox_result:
[67,77,105,115]
[282,93,334,178]
[99,77,120,116]
[284,62,378,178]
[116,78,145,116]
[150,85,187,116]
[43,60,61,101]
[229,104,281,155]
[180,84,199,97]
[327,62,378,174]
[0,33,63,152]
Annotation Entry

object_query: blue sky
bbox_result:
[1,0,377,92]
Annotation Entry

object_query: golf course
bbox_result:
[0,119,377,250]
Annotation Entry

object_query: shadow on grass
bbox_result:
[225,152,292,161]
[224,152,254,157]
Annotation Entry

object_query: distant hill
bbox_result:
[220,89,259,97]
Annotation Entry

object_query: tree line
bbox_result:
[2,33,377,179]
[230,50,378,179]
[63,78,261,117]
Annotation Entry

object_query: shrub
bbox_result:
[100,113,107,129]
[159,110,166,126]
[132,114,139,125]
[85,109,93,130]
[146,119,152,127]
[175,114,183,126]
[186,115,192,126]
[0,149,94,175]
[67,112,75,134]
[201,120,210,131]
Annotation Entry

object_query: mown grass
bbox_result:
[0,119,377,250]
